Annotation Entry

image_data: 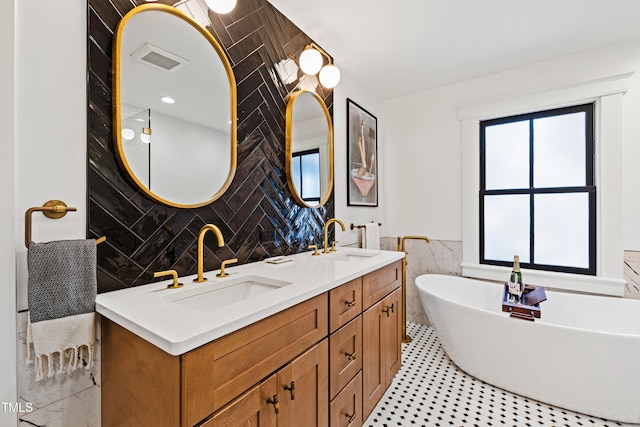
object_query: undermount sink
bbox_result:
[331,252,379,262]
[164,275,292,312]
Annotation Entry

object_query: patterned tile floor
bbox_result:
[364,322,639,427]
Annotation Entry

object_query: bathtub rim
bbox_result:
[415,273,640,339]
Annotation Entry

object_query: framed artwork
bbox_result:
[347,98,378,206]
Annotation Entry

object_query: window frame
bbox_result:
[479,103,597,275]
[458,72,631,297]
[291,148,321,204]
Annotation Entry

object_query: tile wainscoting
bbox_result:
[16,312,100,426]
[624,250,640,299]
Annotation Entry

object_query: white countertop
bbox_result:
[96,248,404,355]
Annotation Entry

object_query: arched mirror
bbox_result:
[285,90,334,208]
[113,4,237,208]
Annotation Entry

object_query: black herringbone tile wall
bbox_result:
[88,0,334,293]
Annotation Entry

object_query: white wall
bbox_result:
[383,39,640,250]
[333,70,386,247]
[1,0,17,424]
[15,0,87,311]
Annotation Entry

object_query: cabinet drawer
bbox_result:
[329,277,362,333]
[330,372,362,427]
[329,316,362,400]
[182,293,328,426]
[362,260,401,309]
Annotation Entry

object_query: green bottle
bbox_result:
[508,255,523,303]
[510,255,522,286]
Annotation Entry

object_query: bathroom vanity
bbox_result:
[98,249,404,427]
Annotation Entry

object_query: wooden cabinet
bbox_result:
[328,260,402,426]
[182,294,328,424]
[329,277,362,333]
[362,288,402,418]
[101,260,402,427]
[102,294,327,427]
[330,372,362,427]
[202,375,277,427]
[279,340,329,427]
[329,316,362,399]
[204,340,328,427]
[362,260,401,310]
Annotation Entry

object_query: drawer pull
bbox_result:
[266,395,280,414]
[346,412,357,424]
[284,381,296,400]
[344,300,357,307]
[345,351,356,361]
[382,303,395,317]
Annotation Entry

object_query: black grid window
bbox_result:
[291,148,321,204]
[479,103,596,275]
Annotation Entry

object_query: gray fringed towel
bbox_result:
[27,239,97,381]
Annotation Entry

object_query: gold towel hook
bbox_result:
[24,200,106,248]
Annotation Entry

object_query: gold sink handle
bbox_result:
[216,258,238,278]
[154,270,183,289]
[309,244,320,256]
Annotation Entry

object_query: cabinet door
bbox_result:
[278,339,329,427]
[361,288,402,419]
[202,375,277,427]
[362,299,385,418]
[383,288,402,386]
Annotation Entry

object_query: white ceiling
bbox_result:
[268,0,640,100]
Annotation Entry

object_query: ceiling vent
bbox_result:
[131,43,189,72]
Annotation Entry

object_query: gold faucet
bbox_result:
[323,218,346,254]
[216,258,238,278]
[398,235,431,343]
[194,224,225,283]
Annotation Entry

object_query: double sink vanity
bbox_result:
[100,4,401,426]
[98,246,405,427]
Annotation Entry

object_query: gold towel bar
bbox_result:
[350,222,381,230]
[25,200,106,248]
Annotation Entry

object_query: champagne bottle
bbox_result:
[510,255,522,286]
[508,255,523,303]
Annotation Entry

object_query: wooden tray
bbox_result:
[502,284,546,321]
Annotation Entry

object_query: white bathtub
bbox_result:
[415,274,640,424]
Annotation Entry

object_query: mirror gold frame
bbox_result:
[112,3,237,208]
[285,90,334,208]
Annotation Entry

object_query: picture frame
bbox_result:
[347,98,378,206]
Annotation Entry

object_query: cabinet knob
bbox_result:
[344,299,357,307]
[266,395,280,414]
[345,351,356,361]
[346,412,357,424]
[284,381,296,400]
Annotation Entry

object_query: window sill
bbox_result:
[461,263,626,297]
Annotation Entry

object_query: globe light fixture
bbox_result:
[299,47,323,75]
[319,64,341,89]
[297,43,340,88]
[203,0,237,14]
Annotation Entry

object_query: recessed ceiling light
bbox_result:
[161,96,175,104]
[121,128,135,141]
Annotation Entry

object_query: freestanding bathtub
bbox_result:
[415,274,640,424]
